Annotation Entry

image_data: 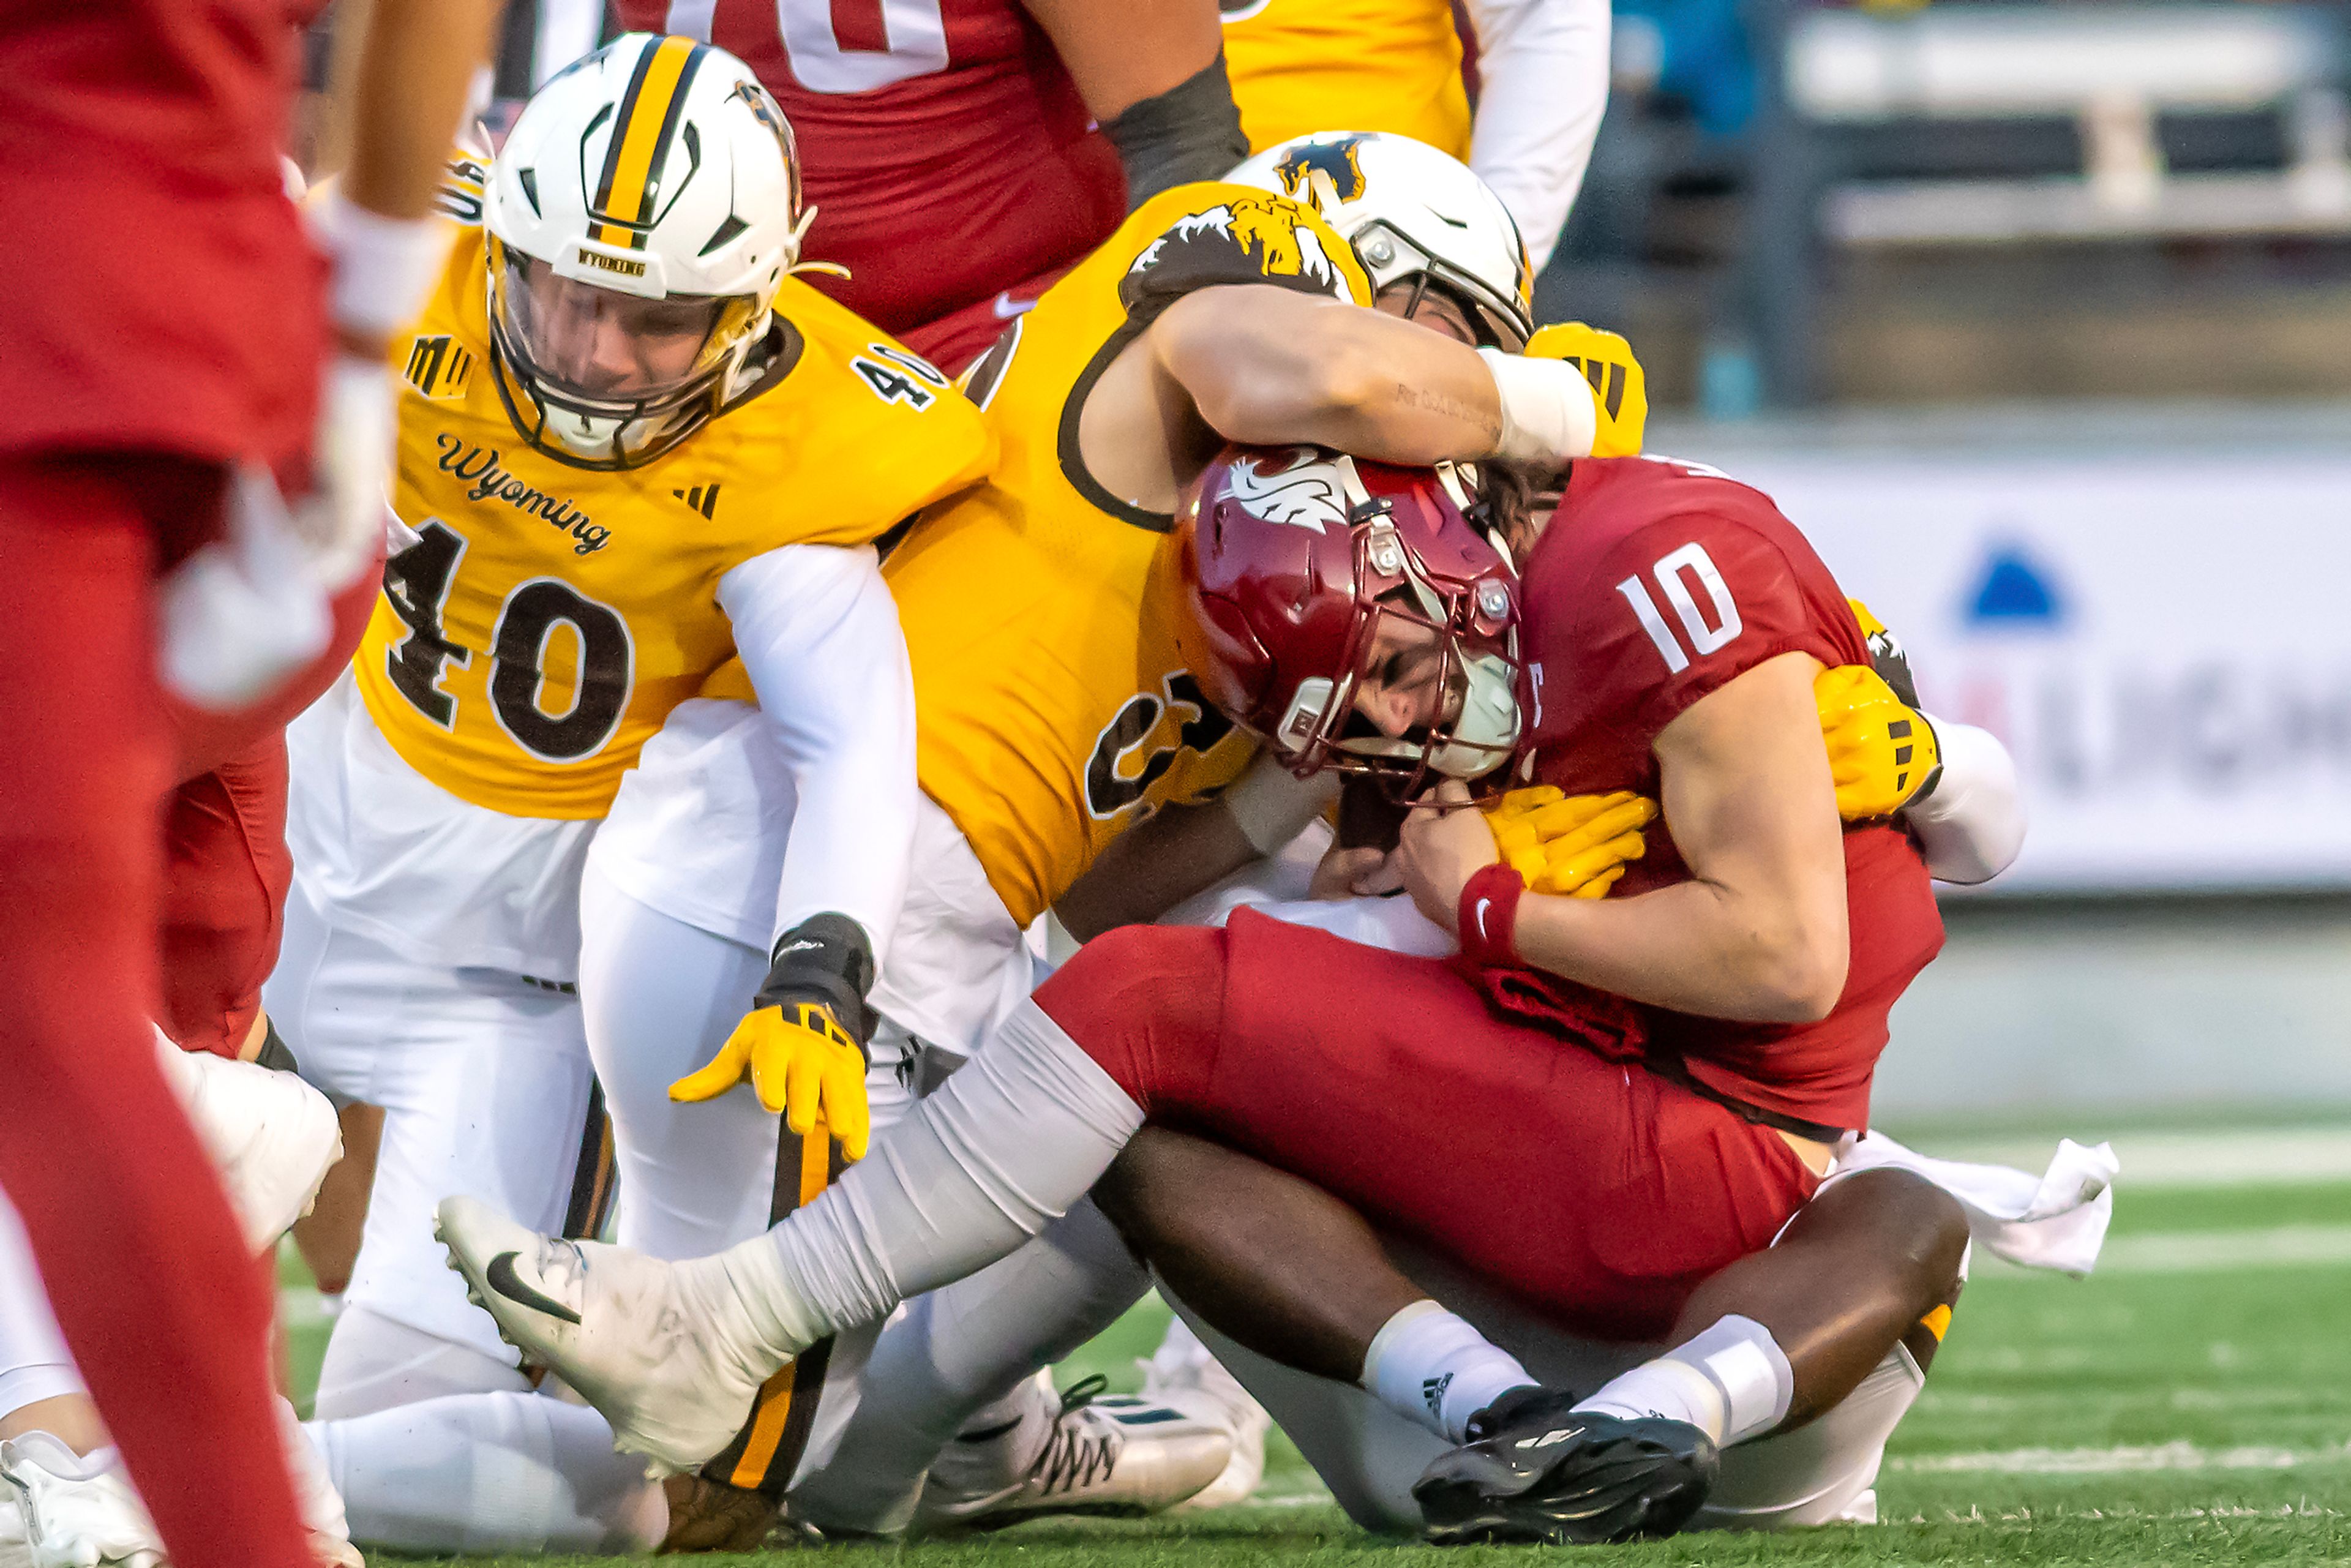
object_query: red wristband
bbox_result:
[1457,863,1526,969]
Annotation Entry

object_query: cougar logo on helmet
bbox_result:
[1227,449,1347,535]
[1272,136,1370,205]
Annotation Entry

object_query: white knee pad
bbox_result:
[312,1305,531,1422]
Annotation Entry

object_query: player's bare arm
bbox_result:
[325,0,504,358]
[1079,287,1505,513]
[1021,0,1221,121]
[1056,754,1337,940]
[1020,0,1251,208]
[1400,649,1852,1022]
[338,0,503,223]
[1157,286,1506,457]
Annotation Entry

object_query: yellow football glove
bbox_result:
[1524,321,1649,459]
[670,1001,871,1159]
[1482,786,1659,899]
[1815,664,1942,821]
[667,914,877,1160]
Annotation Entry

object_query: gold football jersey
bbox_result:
[356,219,993,820]
[1223,0,1472,162]
[714,182,1372,926]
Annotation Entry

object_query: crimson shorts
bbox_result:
[1038,910,1820,1341]
[159,743,290,1058]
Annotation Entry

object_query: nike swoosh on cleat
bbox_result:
[486,1251,583,1325]
[992,291,1038,320]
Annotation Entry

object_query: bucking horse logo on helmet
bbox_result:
[1120,194,1353,317]
[1270,135,1370,206]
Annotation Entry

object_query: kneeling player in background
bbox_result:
[271,33,991,1555]
[0,0,494,1561]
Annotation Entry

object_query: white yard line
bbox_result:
[1921,1127,2351,1189]
[2087,1223,2351,1273]
[1891,1440,2351,1475]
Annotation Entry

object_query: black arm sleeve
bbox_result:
[1100,53,1253,211]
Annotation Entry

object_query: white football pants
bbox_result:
[266,877,599,1406]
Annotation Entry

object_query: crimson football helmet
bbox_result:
[1176,445,1521,794]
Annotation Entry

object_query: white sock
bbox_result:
[1572,1315,1794,1447]
[1361,1300,1535,1442]
[306,1392,664,1555]
[754,1000,1146,1354]
[787,1201,1150,1534]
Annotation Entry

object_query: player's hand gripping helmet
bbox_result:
[1229,132,1534,351]
[483,34,816,468]
[1176,446,1522,796]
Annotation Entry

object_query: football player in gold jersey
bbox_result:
[271,33,992,1457]
[420,144,1633,1537]
[1223,0,1612,270]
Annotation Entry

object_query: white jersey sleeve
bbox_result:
[1461,0,1611,273]
[718,542,918,967]
[1905,716,2027,887]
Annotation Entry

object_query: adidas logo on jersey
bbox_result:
[1422,1373,1454,1420]
[673,484,721,520]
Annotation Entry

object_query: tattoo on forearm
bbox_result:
[1394,381,1502,441]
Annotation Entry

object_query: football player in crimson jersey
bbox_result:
[435,441,2063,1542]
[617,0,1253,373]
[0,0,496,1564]
[427,144,1645,1520]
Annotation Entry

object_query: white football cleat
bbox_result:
[913,1371,1231,1534]
[0,1412,358,1568]
[1142,1322,1273,1509]
[154,1030,342,1253]
[0,1433,165,1568]
[0,1490,31,1568]
[434,1196,782,1476]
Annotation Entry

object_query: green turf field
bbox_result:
[287,1120,2351,1566]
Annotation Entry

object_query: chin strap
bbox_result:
[781,204,852,282]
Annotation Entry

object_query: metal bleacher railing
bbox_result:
[1741,0,2351,403]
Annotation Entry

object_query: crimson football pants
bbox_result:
[0,453,313,1568]
[158,742,290,1058]
[1035,910,1821,1343]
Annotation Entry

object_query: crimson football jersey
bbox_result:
[618,0,1126,370]
[1499,455,1945,1133]
[0,0,324,463]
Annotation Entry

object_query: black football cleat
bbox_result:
[1410,1388,1719,1546]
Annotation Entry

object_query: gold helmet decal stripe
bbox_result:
[591,36,707,250]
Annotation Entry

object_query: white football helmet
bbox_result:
[483,33,815,468]
[1229,132,1533,351]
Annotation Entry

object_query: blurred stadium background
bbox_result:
[290,0,2351,1556]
